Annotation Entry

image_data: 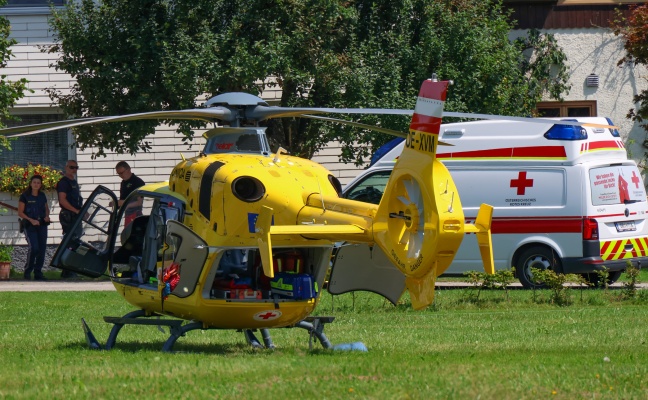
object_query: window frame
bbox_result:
[536,100,597,118]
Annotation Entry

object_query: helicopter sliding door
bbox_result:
[51,185,119,278]
[329,243,406,305]
[162,220,209,298]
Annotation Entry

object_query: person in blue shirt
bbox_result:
[18,175,50,281]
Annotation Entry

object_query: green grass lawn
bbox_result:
[1,288,648,399]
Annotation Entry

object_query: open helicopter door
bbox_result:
[329,243,406,305]
[160,220,209,298]
[51,185,119,278]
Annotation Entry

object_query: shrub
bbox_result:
[0,243,12,262]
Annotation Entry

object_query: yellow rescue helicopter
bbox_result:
[1,77,499,352]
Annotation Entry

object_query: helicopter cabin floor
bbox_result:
[112,276,318,303]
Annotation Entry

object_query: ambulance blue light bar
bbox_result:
[606,118,620,137]
[544,121,588,141]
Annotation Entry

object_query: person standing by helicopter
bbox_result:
[57,160,83,279]
[115,161,145,226]
[18,175,50,281]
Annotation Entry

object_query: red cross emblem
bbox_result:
[510,171,534,195]
[631,171,641,189]
[253,310,282,321]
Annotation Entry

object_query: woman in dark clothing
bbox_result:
[17,175,50,280]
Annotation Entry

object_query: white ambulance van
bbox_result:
[332,117,648,289]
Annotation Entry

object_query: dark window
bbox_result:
[536,101,597,118]
[5,0,64,6]
[2,114,69,170]
[343,170,392,205]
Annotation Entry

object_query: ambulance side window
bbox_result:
[344,170,392,205]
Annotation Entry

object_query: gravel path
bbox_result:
[9,244,59,273]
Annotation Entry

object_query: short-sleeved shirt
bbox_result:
[119,174,145,200]
[120,174,145,216]
[19,191,48,220]
[56,176,83,209]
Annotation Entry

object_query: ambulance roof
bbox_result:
[372,117,625,168]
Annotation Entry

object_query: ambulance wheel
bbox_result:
[516,246,560,289]
[581,270,623,288]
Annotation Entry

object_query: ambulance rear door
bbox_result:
[585,162,648,267]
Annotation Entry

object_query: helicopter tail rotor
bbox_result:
[372,77,494,310]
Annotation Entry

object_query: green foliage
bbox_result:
[464,268,516,300]
[0,242,12,262]
[613,4,648,137]
[46,0,570,162]
[0,164,61,195]
[594,267,611,290]
[531,268,587,305]
[622,261,641,299]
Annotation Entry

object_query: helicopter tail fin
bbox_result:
[256,206,275,279]
[464,204,495,274]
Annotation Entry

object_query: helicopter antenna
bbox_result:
[448,192,455,213]
[273,147,287,163]
[316,179,326,213]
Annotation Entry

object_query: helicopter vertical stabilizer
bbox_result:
[372,77,493,309]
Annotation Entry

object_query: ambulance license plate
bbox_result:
[615,221,636,232]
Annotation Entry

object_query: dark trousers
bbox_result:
[24,225,48,278]
[59,209,80,237]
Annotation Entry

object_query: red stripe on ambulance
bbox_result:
[490,217,582,234]
[438,146,567,159]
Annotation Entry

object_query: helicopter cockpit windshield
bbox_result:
[203,128,271,156]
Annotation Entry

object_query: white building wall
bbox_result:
[511,28,648,168]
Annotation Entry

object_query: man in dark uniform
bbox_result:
[57,160,83,278]
[115,161,145,226]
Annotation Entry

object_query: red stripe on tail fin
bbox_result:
[408,79,450,135]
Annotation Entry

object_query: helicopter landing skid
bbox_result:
[296,316,336,350]
[82,311,336,352]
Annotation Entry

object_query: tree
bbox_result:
[614,4,648,133]
[0,0,31,152]
[47,0,569,163]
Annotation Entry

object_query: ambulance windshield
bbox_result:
[589,165,647,206]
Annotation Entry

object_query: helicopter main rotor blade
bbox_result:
[1,108,233,137]
[300,114,454,146]
[249,105,413,121]
[1,117,105,136]
[301,114,408,137]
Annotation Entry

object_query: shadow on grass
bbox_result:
[61,335,341,355]
[61,339,263,354]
